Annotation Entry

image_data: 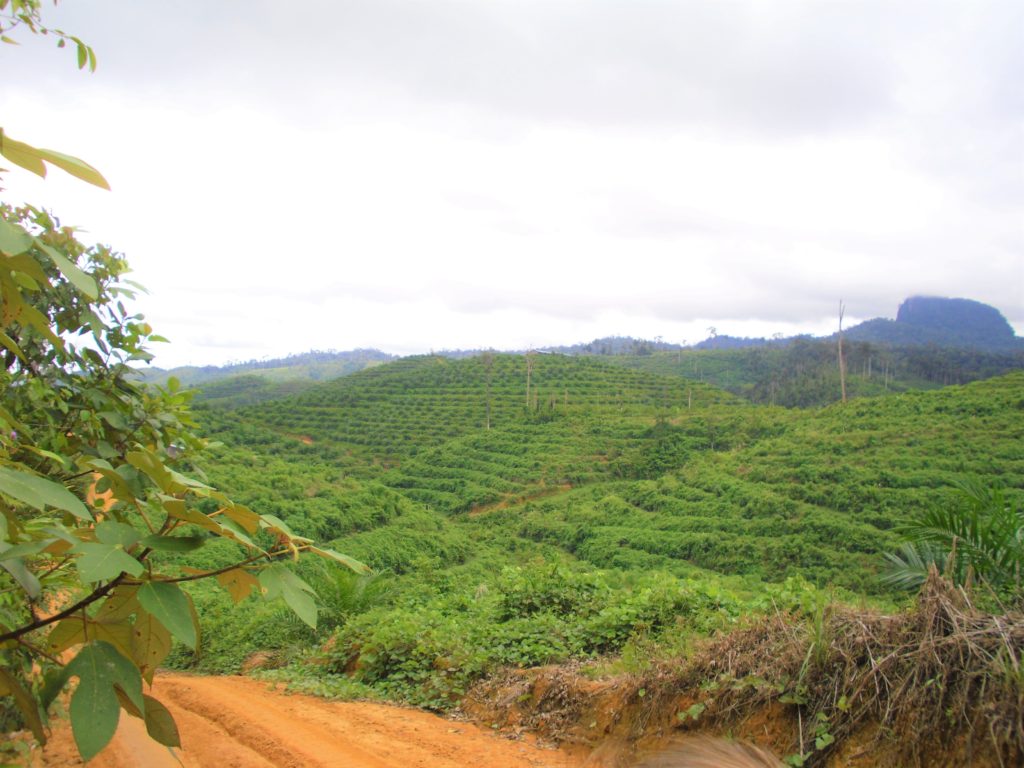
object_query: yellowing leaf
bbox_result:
[47,612,136,662]
[0,129,110,189]
[131,608,172,684]
[223,503,260,534]
[215,567,259,604]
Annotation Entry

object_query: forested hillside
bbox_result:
[612,339,1024,407]
[138,348,394,388]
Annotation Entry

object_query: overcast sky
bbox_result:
[3,0,1021,367]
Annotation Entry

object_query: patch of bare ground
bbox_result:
[469,484,573,517]
[24,675,582,768]
[465,572,1023,767]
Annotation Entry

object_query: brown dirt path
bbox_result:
[29,675,583,768]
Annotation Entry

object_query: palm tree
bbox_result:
[882,480,1023,603]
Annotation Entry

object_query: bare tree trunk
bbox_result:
[838,300,848,404]
[525,351,535,410]
[482,352,494,430]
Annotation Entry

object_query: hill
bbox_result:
[164,352,1024,762]
[613,338,1024,407]
[685,296,1022,353]
[198,356,1023,593]
[845,296,1023,350]
[135,348,394,387]
[238,353,738,465]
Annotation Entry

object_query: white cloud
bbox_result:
[1,0,1020,366]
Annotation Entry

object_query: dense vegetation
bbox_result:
[846,296,1023,351]
[164,349,1023,731]
[612,339,1024,407]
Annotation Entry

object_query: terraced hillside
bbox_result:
[201,355,1023,594]
[243,353,739,461]
[176,359,1024,728]
[475,373,1024,591]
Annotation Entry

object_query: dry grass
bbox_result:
[644,569,1024,766]
[465,571,1023,767]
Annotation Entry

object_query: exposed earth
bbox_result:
[27,674,583,768]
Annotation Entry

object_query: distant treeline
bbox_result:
[617,339,1024,408]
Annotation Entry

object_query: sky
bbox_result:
[2,0,1021,368]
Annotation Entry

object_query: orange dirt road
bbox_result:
[33,675,583,768]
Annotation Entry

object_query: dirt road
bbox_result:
[33,675,583,768]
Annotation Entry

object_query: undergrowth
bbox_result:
[464,572,1022,766]
[638,570,1024,766]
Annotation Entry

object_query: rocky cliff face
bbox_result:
[845,296,1021,350]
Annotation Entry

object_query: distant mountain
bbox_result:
[687,297,1022,353]
[135,348,395,387]
[844,297,1022,351]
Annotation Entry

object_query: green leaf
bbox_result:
[284,584,317,629]
[95,520,141,549]
[217,515,254,547]
[0,465,90,519]
[97,409,127,430]
[66,642,143,762]
[0,667,46,745]
[126,450,176,493]
[308,546,371,574]
[259,564,317,629]
[36,241,98,299]
[0,545,42,598]
[142,694,180,747]
[137,581,197,650]
[0,216,34,255]
[139,534,205,552]
[260,514,298,539]
[40,666,72,711]
[0,329,26,362]
[75,541,144,583]
[677,702,706,721]
[0,537,53,561]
